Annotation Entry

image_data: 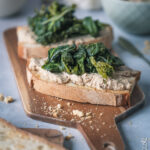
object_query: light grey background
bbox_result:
[0,0,150,150]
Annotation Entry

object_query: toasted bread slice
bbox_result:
[26,58,140,107]
[17,26,113,60]
[0,118,65,150]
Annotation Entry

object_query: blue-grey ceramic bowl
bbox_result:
[101,0,150,34]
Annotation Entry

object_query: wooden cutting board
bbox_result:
[4,28,145,150]
[22,128,64,145]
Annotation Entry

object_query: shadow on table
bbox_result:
[64,138,73,150]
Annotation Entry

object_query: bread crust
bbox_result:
[17,26,113,60]
[0,118,65,150]
[26,60,136,107]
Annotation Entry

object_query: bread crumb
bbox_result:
[53,109,57,113]
[78,120,82,123]
[60,126,66,130]
[81,122,85,126]
[86,112,92,116]
[71,119,75,122]
[43,105,47,110]
[89,121,92,124]
[4,96,14,103]
[102,122,106,125]
[53,112,58,118]
[56,97,63,101]
[90,126,94,130]
[85,116,92,120]
[100,112,103,117]
[0,94,4,101]
[96,128,99,131]
[73,110,84,117]
[57,104,62,109]
[48,106,52,111]
[67,102,71,106]
[65,133,74,140]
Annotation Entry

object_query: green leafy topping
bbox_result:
[28,1,105,45]
[90,57,114,79]
[42,42,124,79]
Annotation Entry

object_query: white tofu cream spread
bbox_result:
[29,58,139,91]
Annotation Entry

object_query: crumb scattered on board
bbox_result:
[67,102,71,106]
[89,120,92,124]
[43,104,64,118]
[39,98,114,133]
[96,128,99,131]
[72,110,92,120]
[41,101,109,132]
[73,110,84,117]
[57,104,62,109]
[100,112,103,117]
[102,122,106,125]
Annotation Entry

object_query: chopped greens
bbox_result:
[90,57,114,79]
[28,1,105,45]
[42,43,124,78]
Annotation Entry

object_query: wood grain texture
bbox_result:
[3,28,145,150]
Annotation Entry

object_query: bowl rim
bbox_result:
[106,0,150,5]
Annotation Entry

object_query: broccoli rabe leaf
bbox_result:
[48,44,76,62]
[74,48,86,75]
[86,43,104,56]
[90,56,114,79]
[42,62,62,72]
[82,17,99,37]
[61,52,74,74]
[42,42,124,78]
[28,2,105,45]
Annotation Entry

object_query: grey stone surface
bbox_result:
[0,0,150,149]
